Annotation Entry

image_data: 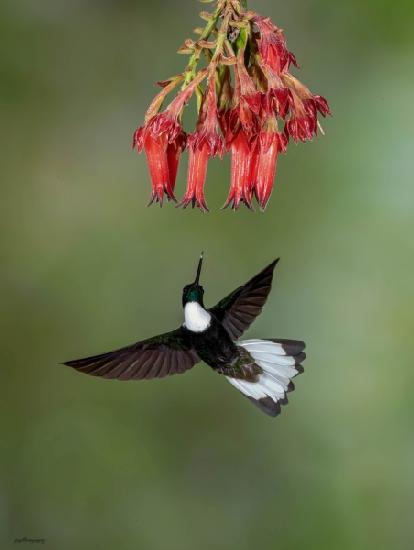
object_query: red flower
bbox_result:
[134,113,186,205]
[180,76,224,212]
[227,62,262,144]
[253,15,298,75]
[253,131,288,211]
[133,70,207,206]
[221,61,265,210]
[314,95,331,117]
[223,131,256,210]
[281,74,331,143]
[249,96,288,210]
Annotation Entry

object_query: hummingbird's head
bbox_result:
[182,253,205,307]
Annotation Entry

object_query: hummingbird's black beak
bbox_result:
[195,252,204,285]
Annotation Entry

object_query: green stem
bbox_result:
[211,12,230,65]
[241,0,247,8]
[183,9,221,86]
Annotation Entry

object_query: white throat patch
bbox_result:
[184,302,211,332]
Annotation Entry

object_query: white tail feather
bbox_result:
[225,339,305,412]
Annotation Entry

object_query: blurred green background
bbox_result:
[1,0,413,548]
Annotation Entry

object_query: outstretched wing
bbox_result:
[209,259,279,340]
[64,328,200,381]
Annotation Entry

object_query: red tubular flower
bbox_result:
[181,145,210,212]
[314,95,331,117]
[180,76,224,212]
[143,131,174,204]
[223,131,256,210]
[135,113,186,205]
[281,74,331,143]
[253,15,298,74]
[234,62,262,138]
[222,61,263,210]
[250,95,288,210]
[286,114,315,142]
[254,131,288,211]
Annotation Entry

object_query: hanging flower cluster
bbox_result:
[133,0,330,211]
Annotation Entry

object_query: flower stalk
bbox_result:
[133,0,331,211]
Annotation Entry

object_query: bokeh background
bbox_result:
[1,0,413,548]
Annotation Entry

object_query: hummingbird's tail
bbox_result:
[226,339,306,417]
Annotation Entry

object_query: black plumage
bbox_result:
[64,256,306,417]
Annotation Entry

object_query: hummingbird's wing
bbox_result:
[209,259,279,340]
[64,328,200,380]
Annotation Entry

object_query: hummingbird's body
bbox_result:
[65,256,306,417]
[183,305,238,370]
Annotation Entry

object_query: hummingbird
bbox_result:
[64,255,306,417]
